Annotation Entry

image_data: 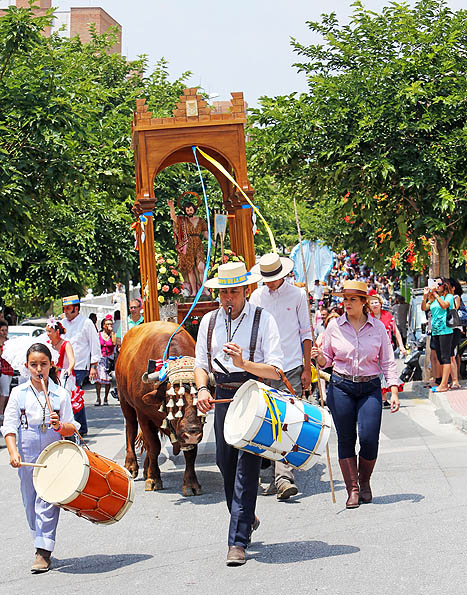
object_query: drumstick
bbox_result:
[212,398,233,404]
[20,462,47,468]
[293,197,336,504]
[38,374,54,416]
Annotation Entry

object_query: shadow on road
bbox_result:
[372,492,424,504]
[248,540,359,564]
[52,553,153,574]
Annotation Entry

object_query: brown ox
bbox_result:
[115,321,203,496]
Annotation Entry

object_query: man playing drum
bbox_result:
[250,253,312,499]
[194,262,283,567]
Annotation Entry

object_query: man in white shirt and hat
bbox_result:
[195,262,284,567]
[250,253,313,500]
[61,295,101,435]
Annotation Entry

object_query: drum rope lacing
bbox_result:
[63,452,130,523]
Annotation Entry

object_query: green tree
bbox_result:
[0,4,192,317]
[248,0,467,276]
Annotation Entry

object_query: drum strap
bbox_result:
[249,306,263,362]
[207,308,220,374]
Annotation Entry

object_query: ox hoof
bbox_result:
[145,478,163,491]
[182,485,203,497]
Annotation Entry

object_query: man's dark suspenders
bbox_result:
[207,306,263,372]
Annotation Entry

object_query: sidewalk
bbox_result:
[428,385,467,433]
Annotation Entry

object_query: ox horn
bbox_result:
[141,371,161,384]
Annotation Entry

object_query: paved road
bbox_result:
[1,382,466,595]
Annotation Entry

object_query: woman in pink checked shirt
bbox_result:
[311,280,399,510]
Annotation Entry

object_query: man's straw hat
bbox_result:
[204,262,262,289]
[250,253,294,283]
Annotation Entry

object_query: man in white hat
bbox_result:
[250,253,312,500]
[61,295,101,436]
[194,262,284,567]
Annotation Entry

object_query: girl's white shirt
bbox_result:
[1,378,79,438]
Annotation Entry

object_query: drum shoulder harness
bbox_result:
[207,306,263,373]
[18,385,61,429]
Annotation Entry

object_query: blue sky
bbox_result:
[55,1,466,106]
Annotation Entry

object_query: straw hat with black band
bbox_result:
[333,280,371,299]
[250,253,294,283]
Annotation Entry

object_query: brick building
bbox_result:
[0,1,121,54]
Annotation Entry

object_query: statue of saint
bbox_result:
[168,192,210,297]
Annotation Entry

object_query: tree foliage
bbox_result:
[0,4,192,317]
[248,0,467,275]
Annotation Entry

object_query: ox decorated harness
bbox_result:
[156,357,206,439]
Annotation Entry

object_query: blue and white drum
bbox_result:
[224,379,332,470]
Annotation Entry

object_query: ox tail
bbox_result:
[135,430,146,455]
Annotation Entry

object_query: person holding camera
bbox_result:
[421,278,455,393]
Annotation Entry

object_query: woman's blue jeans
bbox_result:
[327,374,382,460]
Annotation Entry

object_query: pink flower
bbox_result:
[162,285,169,292]
[173,287,180,294]
[223,256,228,263]
[171,269,178,275]
[157,258,165,264]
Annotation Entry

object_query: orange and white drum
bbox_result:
[33,441,134,525]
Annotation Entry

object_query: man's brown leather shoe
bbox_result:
[226,546,246,566]
[31,548,51,573]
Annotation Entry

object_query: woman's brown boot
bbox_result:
[358,457,376,503]
[338,456,360,508]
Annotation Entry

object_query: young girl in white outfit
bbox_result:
[1,343,79,573]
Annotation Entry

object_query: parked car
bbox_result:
[7,326,46,339]
[19,317,49,328]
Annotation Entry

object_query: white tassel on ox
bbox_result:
[158,403,165,413]
[190,385,197,395]
[161,418,168,429]
[167,386,176,396]
[167,411,175,421]
[178,386,185,395]
[166,398,175,408]
[170,432,177,444]
[176,397,184,407]
[175,410,183,418]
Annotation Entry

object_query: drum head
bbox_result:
[33,440,89,505]
[224,379,264,445]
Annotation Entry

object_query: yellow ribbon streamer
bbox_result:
[263,390,282,443]
[196,146,277,253]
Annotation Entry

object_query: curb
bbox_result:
[428,389,467,433]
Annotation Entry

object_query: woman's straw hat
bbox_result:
[333,280,370,299]
[204,262,262,289]
[250,253,295,283]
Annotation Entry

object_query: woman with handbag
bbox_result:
[447,278,464,389]
[421,278,455,393]
[95,316,116,406]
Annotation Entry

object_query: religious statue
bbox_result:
[168,192,210,297]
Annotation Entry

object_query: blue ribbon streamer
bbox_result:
[161,146,212,363]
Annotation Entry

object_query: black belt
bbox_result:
[214,372,256,394]
[333,371,380,383]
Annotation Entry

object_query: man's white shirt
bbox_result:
[250,282,312,372]
[195,301,283,374]
[61,314,101,370]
